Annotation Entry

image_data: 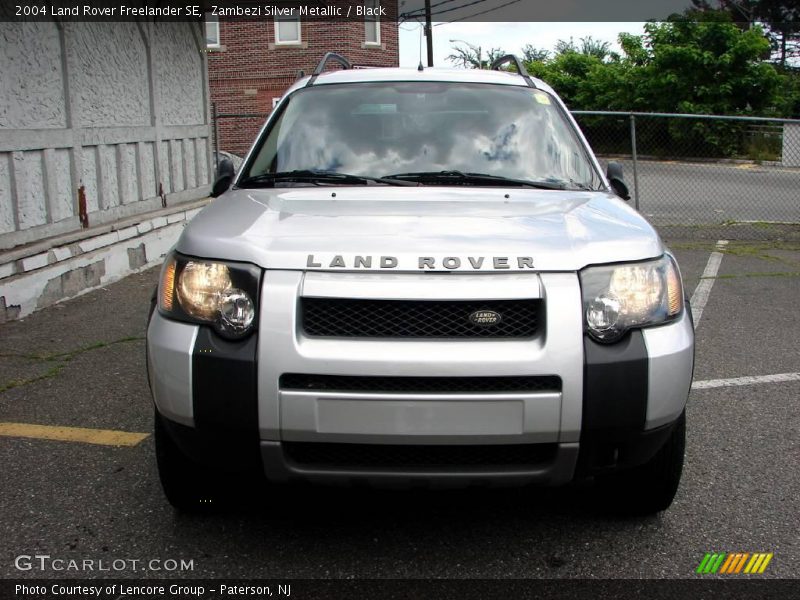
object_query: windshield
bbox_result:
[240,81,601,190]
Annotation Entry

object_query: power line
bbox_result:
[433,0,523,26]
[400,0,462,20]
[426,0,495,19]
[399,0,524,68]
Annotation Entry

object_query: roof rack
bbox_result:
[306,53,352,87]
[490,54,537,89]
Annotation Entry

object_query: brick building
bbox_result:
[206,14,399,156]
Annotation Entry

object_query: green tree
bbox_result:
[692,0,800,67]
[622,15,784,115]
[446,42,505,70]
[523,37,629,110]
[521,44,549,63]
[579,36,618,62]
[523,13,794,156]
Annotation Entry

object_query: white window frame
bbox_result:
[205,13,220,49]
[364,0,381,46]
[274,16,302,45]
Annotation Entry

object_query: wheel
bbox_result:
[154,410,227,513]
[596,411,686,516]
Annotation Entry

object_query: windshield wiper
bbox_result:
[383,170,580,190]
[238,170,418,187]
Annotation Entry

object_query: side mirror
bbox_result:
[606,161,630,201]
[211,159,235,198]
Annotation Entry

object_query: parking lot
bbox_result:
[587,159,800,242]
[1,238,798,580]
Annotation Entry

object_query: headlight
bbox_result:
[177,261,232,320]
[158,252,260,339]
[580,255,684,343]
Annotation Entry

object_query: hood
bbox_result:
[176,187,663,272]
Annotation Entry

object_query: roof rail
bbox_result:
[489,54,536,89]
[306,52,352,87]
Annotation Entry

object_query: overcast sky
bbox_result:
[398,22,646,68]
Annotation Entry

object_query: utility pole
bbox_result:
[424,0,434,67]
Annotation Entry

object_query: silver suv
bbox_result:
[147,54,694,515]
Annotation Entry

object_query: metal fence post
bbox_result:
[212,102,219,173]
[629,113,640,211]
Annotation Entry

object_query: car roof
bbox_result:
[284,67,557,97]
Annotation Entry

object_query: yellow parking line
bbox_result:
[0,422,149,447]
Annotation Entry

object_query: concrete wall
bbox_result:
[0,200,209,322]
[0,20,213,251]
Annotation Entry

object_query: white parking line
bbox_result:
[690,240,728,328]
[692,372,800,390]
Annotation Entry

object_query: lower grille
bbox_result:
[279,374,562,394]
[301,298,542,338]
[283,442,558,470]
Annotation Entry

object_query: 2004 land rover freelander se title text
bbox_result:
[147,54,694,515]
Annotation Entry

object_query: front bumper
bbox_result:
[146,271,694,486]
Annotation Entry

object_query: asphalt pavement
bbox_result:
[600,159,800,239]
[0,240,798,581]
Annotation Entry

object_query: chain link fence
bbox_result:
[211,106,800,241]
[573,111,800,241]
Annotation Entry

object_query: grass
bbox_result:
[0,336,144,394]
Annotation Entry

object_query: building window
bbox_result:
[275,16,301,44]
[364,0,381,46]
[205,14,220,48]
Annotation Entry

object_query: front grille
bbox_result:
[279,374,561,394]
[301,298,542,338]
[283,442,558,470]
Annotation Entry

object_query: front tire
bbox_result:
[596,411,686,516]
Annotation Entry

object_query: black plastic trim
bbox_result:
[157,412,262,474]
[192,326,258,433]
[280,373,562,394]
[490,54,537,88]
[576,417,679,476]
[582,330,649,434]
[306,52,352,87]
[283,442,558,471]
[577,329,656,475]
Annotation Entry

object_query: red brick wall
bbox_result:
[208,19,400,157]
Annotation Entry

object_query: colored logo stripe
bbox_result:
[720,553,747,574]
[697,553,726,574]
[698,552,773,574]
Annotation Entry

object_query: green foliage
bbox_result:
[521,44,549,63]
[525,13,790,116]
[628,17,782,115]
[446,42,505,70]
[692,0,800,67]
[520,12,799,158]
